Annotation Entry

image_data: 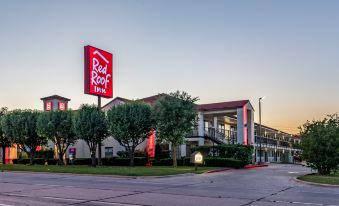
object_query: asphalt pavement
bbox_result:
[0,164,338,206]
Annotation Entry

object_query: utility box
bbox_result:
[190,151,203,164]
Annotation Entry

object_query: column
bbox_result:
[213,116,218,129]
[237,107,246,144]
[247,109,254,145]
[198,112,205,146]
[180,144,187,157]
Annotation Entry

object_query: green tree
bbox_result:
[37,110,77,165]
[74,105,108,167]
[107,101,152,166]
[300,114,339,175]
[152,91,198,167]
[0,107,10,164]
[1,110,47,165]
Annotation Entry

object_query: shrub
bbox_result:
[192,144,253,166]
[152,157,244,168]
[13,158,57,165]
[300,115,339,175]
[153,157,192,166]
[154,144,170,160]
[117,151,128,158]
[204,157,243,168]
[35,150,54,159]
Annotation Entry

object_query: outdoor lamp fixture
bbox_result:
[258,96,265,164]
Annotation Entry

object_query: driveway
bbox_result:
[0,164,338,206]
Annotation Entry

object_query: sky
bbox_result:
[0,0,338,134]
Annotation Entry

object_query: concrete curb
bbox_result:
[204,168,232,174]
[244,164,269,169]
[293,176,339,188]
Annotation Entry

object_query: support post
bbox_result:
[198,112,204,146]
[97,96,102,166]
[259,98,262,164]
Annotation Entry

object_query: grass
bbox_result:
[298,173,339,186]
[0,164,219,176]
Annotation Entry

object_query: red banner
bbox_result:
[84,45,113,98]
[147,130,156,158]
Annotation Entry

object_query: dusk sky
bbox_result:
[1,0,338,134]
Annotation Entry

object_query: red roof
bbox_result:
[197,100,249,111]
[40,95,70,101]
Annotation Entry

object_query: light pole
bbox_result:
[258,96,265,164]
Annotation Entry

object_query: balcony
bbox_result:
[188,127,237,144]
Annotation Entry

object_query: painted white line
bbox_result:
[288,171,299,174]
[91,201,141,206]
[274,200,330,206]
[41,196,82,202]
[292,201,323,205]
[0,204,14,206]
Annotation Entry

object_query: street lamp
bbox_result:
[258,96,265,164]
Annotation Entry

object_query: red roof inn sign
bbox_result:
[84,45,113,98]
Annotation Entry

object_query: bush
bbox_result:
[116,151,128,158]
[154,143,170,160]
[68,157,148,166]
[300,115,339,175]
[13,158,57,165]
[35,150,54,159]
[192,144,253,166]
[153,157,192,166]
[153,157,243,168]
[204,157,243,168]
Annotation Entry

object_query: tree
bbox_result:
[300,114,339,175]
[107,101,152,166]
[0,107,10,164]
[37,110,77,165]
[1,110,47,165]
[152,91,198,167]
[74,105,108,167]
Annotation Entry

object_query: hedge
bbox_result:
[192,144,253,165]
[13,157,148,166]
[13,158,58,165]
[152,157,244,168]
[204,157,243,168]
[153,158,192,166]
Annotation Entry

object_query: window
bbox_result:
[105,147,113,158]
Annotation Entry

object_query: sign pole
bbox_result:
[97,96,102,166]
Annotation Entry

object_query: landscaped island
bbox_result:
[298,173,339,186]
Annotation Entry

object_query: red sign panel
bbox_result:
[45,101,53,111]
[84,45,113,98]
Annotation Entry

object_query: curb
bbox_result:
[293,176,339,188]
[244,164,269,169]
[204,168,232,174]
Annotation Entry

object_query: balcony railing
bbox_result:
[188,127,237,144]
[255,136,293,148]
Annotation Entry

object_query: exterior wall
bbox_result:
[254,148,297,164]
[0,145,18,164]
[65,136,147,159]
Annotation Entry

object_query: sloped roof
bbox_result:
[197,100,249,111]
[101,97,130,109]
[40,95,71,101]
[138,93,167,106]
